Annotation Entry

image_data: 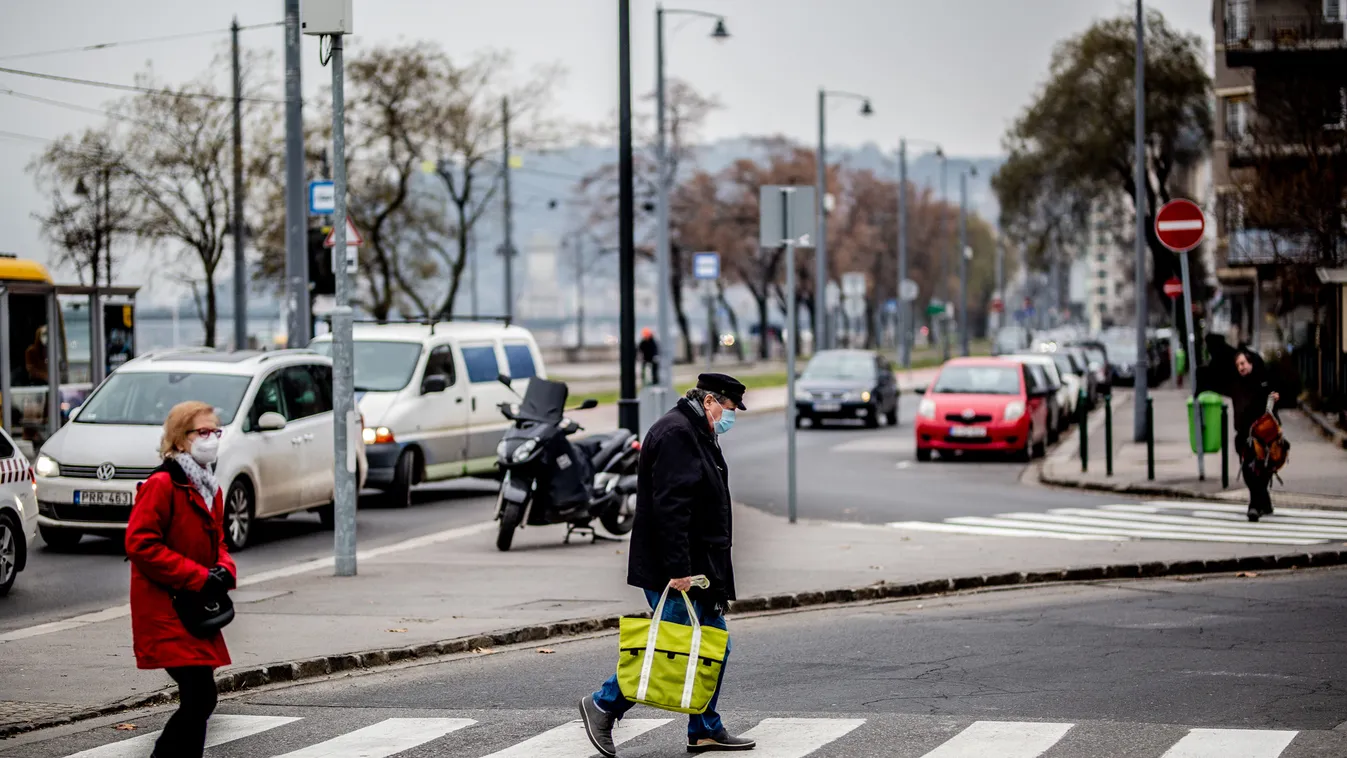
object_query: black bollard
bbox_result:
[1105,393,1114,477]
[1220,403,1229,489]
[1146,395,1155,481]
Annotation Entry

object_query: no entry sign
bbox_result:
[1163,276,1183,299]
[1155,199,1205,252]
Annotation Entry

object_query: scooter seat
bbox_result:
[584,430,635,471]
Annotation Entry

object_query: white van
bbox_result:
[311,322,546,507]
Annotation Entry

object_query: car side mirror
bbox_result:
[422,374,448,394]
[257,411,287,431]
[578,398,598,410]
[496,373,512,388]
[914,387,927,395]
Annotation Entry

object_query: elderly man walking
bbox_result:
[580,373,756,755]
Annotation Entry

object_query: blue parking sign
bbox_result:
[692,252,719,280]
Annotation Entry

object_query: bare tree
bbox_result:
[28,127,136,286]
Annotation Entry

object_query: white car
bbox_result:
[34,349,365,551]
[1003,353,1078,435]
[0,428,38,596]
[311,321,547,507]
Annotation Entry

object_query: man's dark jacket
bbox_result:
[627,398,736,601]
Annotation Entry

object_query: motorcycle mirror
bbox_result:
[496,373,512,388]
[579,398,598,410]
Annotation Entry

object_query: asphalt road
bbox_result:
[0,482,500,634]
[724,395,1136,524]
[13,568,1346,757]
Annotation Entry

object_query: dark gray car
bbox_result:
[794,350,900,429]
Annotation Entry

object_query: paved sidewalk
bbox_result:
[2,500,1342,734]
[1041,388,1347,509]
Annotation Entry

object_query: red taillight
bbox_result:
[631,440,641,450]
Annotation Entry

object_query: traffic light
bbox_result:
[309,226,334,296]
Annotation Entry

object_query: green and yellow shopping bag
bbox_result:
[616,583,728,715]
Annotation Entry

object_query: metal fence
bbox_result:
[1226,14,1347,51]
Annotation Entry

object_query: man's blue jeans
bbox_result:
[592,589,731,739]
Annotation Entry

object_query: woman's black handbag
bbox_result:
[172,590,235,639]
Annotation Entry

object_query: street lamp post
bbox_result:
[816,89,873,353]
[655,4,728,398]
[896,138,942,368]
[958,164,977,357]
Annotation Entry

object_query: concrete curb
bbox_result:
[1299,402,1347,451]
[6,549,1347,739]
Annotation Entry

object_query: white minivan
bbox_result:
[312,322,546,507]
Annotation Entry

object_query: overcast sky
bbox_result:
[0,0,1213,296]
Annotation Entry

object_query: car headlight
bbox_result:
[795,388,812,401]
[1004,401,1025,422]
[917,399,937,420]
[362,427,394,445]
[35,454,60,478]
[860,390,872,403]
[511,439,538,463]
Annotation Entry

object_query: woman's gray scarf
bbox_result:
[172,453,219,511]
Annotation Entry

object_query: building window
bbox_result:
[1097,269,1108,280]
[1096,253,1107,263]
[1225,97,1248,141]
[1325,88,1347,131]
[1228,0,1249,41]
[1327,0,1343,22]
[1096,286,1107,296]
[1115,281,1125,296]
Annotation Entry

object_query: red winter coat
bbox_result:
[125,459,236,670]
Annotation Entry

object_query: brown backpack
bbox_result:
[1248,395,1290,479]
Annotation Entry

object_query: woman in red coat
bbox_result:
[126,400,236,758]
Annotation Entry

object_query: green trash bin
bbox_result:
[1187,391,1224,454]
[1175,348,1187,376]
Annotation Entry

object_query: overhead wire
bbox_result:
[0,65,288,105]
[0,22,284,62]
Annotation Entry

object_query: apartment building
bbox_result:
[1212,0,1347,353]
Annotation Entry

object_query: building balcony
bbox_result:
[1226,14,1347,66]
[1226,228,1335,267]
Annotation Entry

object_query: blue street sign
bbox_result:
[884,298,898,313]
[692,252,720,280]
[308,181,336,215]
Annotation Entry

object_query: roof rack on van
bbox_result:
[256,348,319,363]
[132,347,217,363]
[324,315,513,335]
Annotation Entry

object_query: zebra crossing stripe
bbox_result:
[478,718,670,757]
[918,721,1074,757]
[1159,728,1298,757]
[62,715,299,758]
[1145,501,1347,520]
[886,520,1120,541]
[939,515,1325,545]
[1047,508,1347,539]
[736,718,866,758]
[1107,504,1347,530]
[270,717,475,757]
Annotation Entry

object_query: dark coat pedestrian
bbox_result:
[1221,349,1288,521]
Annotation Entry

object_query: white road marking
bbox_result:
[0,520,497,644]
[953,513,1324,545]
[271,717,475,757]
[1159,728,1298,757]
[736,718,866,758]
[1046,508,1347,538]
[480,718,670,757]
[62,715,299,758]
[887,520,1120,541]
[918,720,1074,757]
[1144,501,1347,520]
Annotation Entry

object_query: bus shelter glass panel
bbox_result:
[7,293,66,446]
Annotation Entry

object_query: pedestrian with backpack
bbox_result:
[126,400,236,758]
[1226,349,1288,522]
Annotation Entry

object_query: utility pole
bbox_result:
[230,17,247,351]
[654,4,673,400]
[995,236,1004,333]
[283,0,308,347]
[958,169,970,357]
[815,88,828,353]
[501,96,515,323]
[897,139,910,368]
[573,236,585,350]
[328,31,357,577]
[617,0,639,434]
[1133,0,1151,442]
[937,156,950,361]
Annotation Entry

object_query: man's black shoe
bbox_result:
[579,696,618,757]
[1247,507,1260,522]
[688,728,756,752]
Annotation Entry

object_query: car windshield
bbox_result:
[75,371,251,425]
[314,340,422,392]
[994,327,1028,351]
[1101,340,1136,363]
[1051,354,1075,376]
[802,353,875,381]
[932,365,1021,395]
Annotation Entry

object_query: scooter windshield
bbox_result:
[519,377,568,423]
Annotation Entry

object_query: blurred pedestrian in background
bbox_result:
[639,327,660,386]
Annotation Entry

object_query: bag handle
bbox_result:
[635,575,710,707]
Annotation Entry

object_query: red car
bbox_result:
[914,357,1052,462]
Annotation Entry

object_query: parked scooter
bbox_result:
[493,374,639,551]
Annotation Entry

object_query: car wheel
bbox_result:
[1034,432,1048,459]
[795,414,808,429]
[224,479,255,551]
[39,525,83,551]
[386,450,416,509]
[864,406,881,429]
[317,503,335,530]
[0,514,18,596]
[915,447,931,462]
[1015,427,1034,463]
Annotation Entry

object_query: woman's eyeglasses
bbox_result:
[190,428,224,439]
